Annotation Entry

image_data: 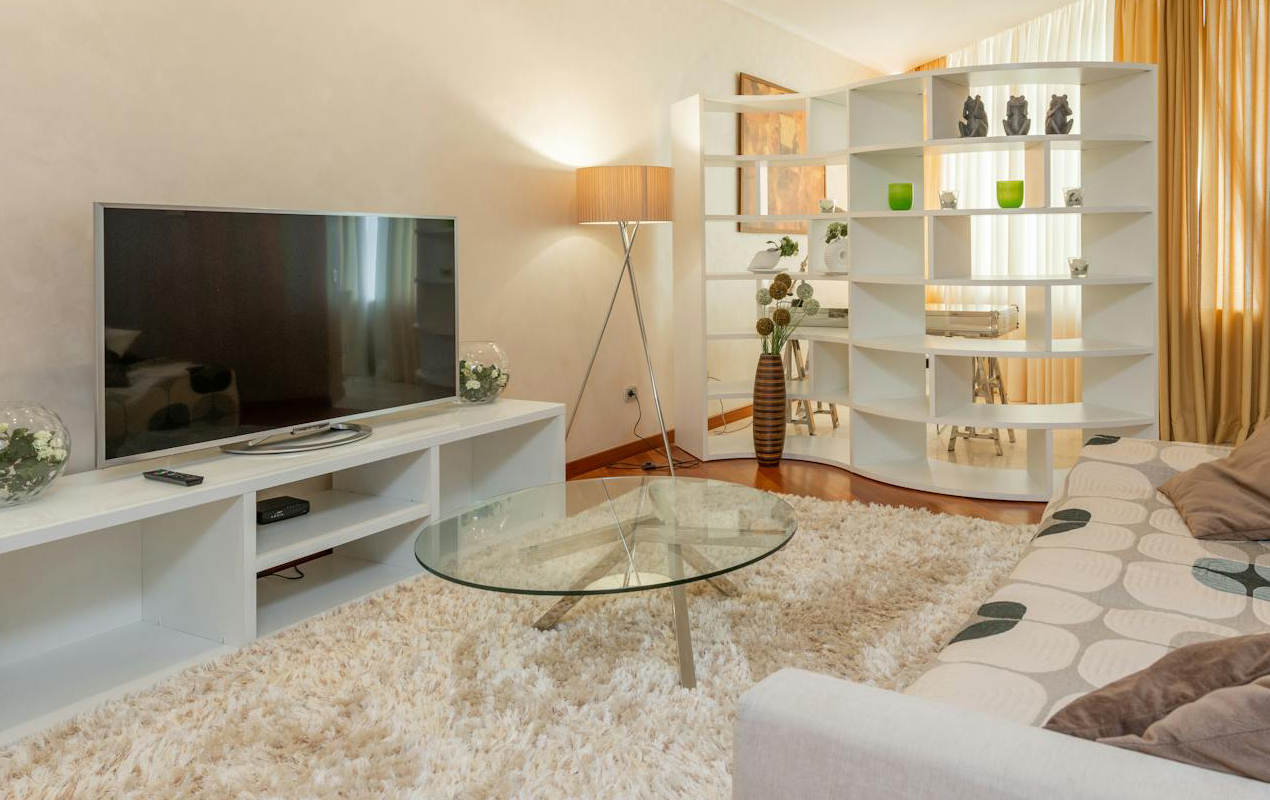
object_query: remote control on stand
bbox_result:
[143,469,204,487]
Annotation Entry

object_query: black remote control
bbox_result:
[143,469,204,487]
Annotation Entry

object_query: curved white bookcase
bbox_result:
[672,61,1158,502]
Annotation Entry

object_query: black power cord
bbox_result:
[263,565,305,580]
[608,391,702,472]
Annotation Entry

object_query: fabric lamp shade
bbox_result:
[576,165,673,224]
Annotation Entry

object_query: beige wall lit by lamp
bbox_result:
[570,165,675,472]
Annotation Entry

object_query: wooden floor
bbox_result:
[572,445,1045,525]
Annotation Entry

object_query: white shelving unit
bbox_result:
[0,399,564,744]
[672,61,1158,502]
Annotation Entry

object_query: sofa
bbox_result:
[734,437,1270,799]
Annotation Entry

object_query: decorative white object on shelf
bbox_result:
[1064,187,1084,207]
[1068,257,1089,278]
[748,236,798,273]
[818,198,838,213]
[823,222,849,273]
[748,250,780,272]
[939,190,959,210]
[672,61,1158,502]
[823,241,849,272]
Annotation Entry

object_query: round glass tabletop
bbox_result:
[413,476,797,596]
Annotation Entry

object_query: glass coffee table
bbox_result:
[413,476,796,687]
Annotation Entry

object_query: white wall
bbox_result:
[0,0,875,470]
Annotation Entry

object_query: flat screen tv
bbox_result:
[96,204,457,466]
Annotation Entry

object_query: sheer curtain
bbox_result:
[936,0,1114,403]
[372,218,420,385]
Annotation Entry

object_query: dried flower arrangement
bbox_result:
[754,272,819,354]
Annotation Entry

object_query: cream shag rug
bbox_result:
[1,496,1032,800]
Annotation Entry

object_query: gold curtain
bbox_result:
[910,56,948,71]
[1117,0,1270,443]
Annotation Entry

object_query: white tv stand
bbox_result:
[0,399,564,744]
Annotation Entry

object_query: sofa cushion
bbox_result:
[1042,633,1270,740]
[1160,425,1270,541]
[1101,675,1270,781]
[905,436,1270,727]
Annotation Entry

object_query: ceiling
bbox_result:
[721,0,1077,74]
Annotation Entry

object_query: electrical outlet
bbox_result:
[624,385,638,402]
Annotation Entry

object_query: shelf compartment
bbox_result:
[861,395,1154,429]
[850,151,924,213]
[707,378,848,405]
[850,347,926,406]
[706,427,851,465]
[931,61,1153,89]
[1083,214,1155,280]
[706,425,1070,501]
[0,621,229,739]
[849,457,1058,502]
[849,134,1153,158]
[1082,282,1154,346]
[850,394,930,423]
[848,205,1153,218]
[255,490,431,572]
[1084,355,1158,435]
[849,410,927,468]
[849,77,925,149]
[256,554,417,637]
[850,274,1152,286]
[706,271,852,282]
[706,329,851,344]
[940,402,1154,430]
[849,283,925,338]
[849,216,925,277]
[706,213,850,223]
[851,335,1153,358]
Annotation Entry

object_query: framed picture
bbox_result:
[737,73,825,235]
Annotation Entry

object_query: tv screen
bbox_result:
[98,206,456,465]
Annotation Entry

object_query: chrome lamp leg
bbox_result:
[566,220,675,477]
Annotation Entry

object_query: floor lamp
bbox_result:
[570,165,676,476]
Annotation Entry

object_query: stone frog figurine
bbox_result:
[1003,95,1031,135]
[1045,93,1075,134]
[958,95,989,137]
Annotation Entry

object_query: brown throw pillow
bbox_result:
[1045,633,1270,740]
[1160,424,1270,540]
[1101,676,1270,782]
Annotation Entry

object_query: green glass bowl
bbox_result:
[996,180,1025,209]
[887,183,914,211]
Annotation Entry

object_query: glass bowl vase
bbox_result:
[457,341,510,404]
[0,402,71,506]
